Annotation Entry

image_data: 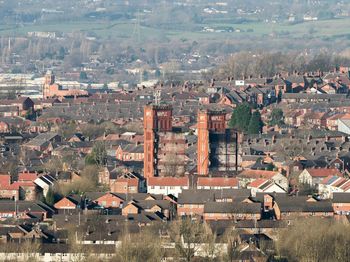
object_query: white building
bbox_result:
[338,118,350,135]
[247,179,286,197]
[147,177,189,197]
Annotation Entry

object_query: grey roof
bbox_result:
[204,202,261,214]
[275,197,334,212]
[332,193,350,203]
[178,189,214,204]
[178,189,251,204]
[0,200,54,213]
[132,200,171,210]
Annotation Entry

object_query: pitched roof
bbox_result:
[275,197,333,212]
[0,174,10,186]
[147,177,189,187]
[238,170,279,179]
[332,193,350,203]
[0,200,53,213]
[306,168,342,178]
[247,179,268,188]
[178,189,214,204]
[204,202,261,214]
[197,177,238,187]
[18,172,37,182]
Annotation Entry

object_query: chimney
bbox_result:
[264,140,268,146]
[272,135,276,144]
[307,135,312,142]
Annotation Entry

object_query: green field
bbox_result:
[0,17,349,42]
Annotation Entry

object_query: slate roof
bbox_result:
[204,202,261,214]
[0,200,54,213]
[178,189,251,204]
[332,193,350,203]
[275,197,334,213]
[178,189,214,204]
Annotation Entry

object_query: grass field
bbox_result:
[0,17,349,42]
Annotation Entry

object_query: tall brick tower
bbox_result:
[143,104,172,178]
[43,70,55,99]
[197,109,226,175]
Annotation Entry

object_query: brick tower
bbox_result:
[197,109,226,175]
[43,70,55,99]
[143,104,172,178]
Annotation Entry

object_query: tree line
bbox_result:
[211,52,350,80]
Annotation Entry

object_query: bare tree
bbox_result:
[276,217,350,262]
[163,153,185,177]
[223,227,241,262]
[21,239,42,262]
[115,228,164,262]
[169,218,208,262]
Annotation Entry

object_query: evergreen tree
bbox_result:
[45,187,55,206]
[269,108,284,127]
[229,103,252,132]
[266,162,275,171]
[155,69,161,78]
[79,71,88,80]
[247,111,264,134]
[85,142,107,166]
[57,46,65,60]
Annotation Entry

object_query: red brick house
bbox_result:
[0,117,27,133]
[0,106,19,117]
[54,196,80,210]
[178,189,251,218]
[110,177,139,194]
[94,192,124,208]
[122,201,139,215]
[332,193,350,215]
[273,196,334,220]
[0,97,34,116]
[203,202,261,221]
[115,144,144,161]
[0,200,54,220]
